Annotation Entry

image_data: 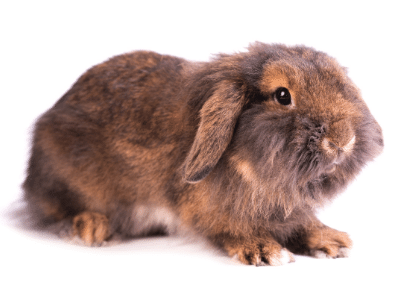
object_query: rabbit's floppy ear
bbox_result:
[183,81,246,183]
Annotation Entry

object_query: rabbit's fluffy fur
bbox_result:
[23,43,383,266]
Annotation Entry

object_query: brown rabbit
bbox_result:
[23,43,383,266]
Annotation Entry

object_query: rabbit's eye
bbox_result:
[275,87,291,106]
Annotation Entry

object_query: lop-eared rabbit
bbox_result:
[23,43,383,266]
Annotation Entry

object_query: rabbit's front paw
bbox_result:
[306,226,352,259]
[224,236,295,266]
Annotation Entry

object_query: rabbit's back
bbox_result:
[23,51,190,230]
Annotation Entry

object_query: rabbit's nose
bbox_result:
[322,135,356,161]
[321,118,355,158]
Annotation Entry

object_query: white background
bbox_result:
[1,1,399,299]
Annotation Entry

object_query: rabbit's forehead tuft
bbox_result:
[259,63,291,92]
[258,59,309,90]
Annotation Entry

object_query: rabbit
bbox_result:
[23,42,383,266]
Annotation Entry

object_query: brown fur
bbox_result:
[73,212,110,246]
[23,43,383,265]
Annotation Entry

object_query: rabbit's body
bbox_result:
[24,51,189,238]
[23,44,383,265]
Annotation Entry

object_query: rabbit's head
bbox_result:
[183,43,383,211]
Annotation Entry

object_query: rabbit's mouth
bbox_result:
[325,160,342,174]
[325,165,337,174]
